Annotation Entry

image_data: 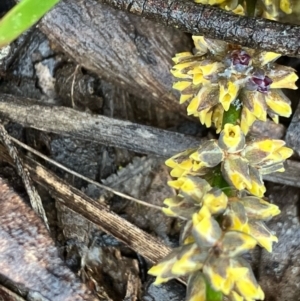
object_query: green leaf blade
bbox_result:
[0,0,60,47]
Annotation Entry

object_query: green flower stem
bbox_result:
[210,165,234,197]
[245,0,257,17]
[204,101,243,299]
[221,100,242,129]
[206,278,223,301]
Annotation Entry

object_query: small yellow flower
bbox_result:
[148,243,205,284]
[248,220,278,252]
[239,196,280,220]
[232,258,265,301]
[219,124,245,153]
[192,206,222,247]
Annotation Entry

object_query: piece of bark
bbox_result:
[0,94,203,157]
[286,101,300,157]
[263,160,300,188]
[0,177,97,301]
[99,0,300,57]
[259,184,300,301]
[0,94,298,188]
[40,0,192,116]
[0,143,172,264]
[0,284,25,301]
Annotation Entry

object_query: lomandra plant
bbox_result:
[148,1,298,301]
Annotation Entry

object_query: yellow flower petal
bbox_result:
[219,81,239,111]
[222,156,251,191]
[280,0,293,14]
[259,51,281,66]
[192,207,222,247]
[173,81,192,91]
[248,220,278,252]
[269,66,298,89]
[203,188,228,215]
[265,89,292,117]
[186,273,207,301]
[241,107,256,134]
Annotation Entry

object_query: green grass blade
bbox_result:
[0,0,60,47]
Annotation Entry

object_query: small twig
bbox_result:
[70,65,81,108]
[9,136,163,211]
[100,0,300,57]
[0,143,172,263]
[0,123,49,230]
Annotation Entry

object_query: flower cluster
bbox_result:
[149,177,280,300]
[149,1,297,301]
[172,36,297,133]
[194,0,297,21]
[166,124,292,197]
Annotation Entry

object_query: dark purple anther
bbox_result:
[251,74,273,93]
[231,50,251,66]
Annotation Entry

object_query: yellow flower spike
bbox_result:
[240,196,281,220]
[269,65,298,89]
[186,272,207,301]
[248,220,278,252]
[280,0,293,14]
[222,156,252,191]
[203,188,228,215]
[258,51,281,65]
[219,81,239,111]
[218,124,246,153]
[192,206,222,247]
[190,140,224,167]
[265,89,292,117]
